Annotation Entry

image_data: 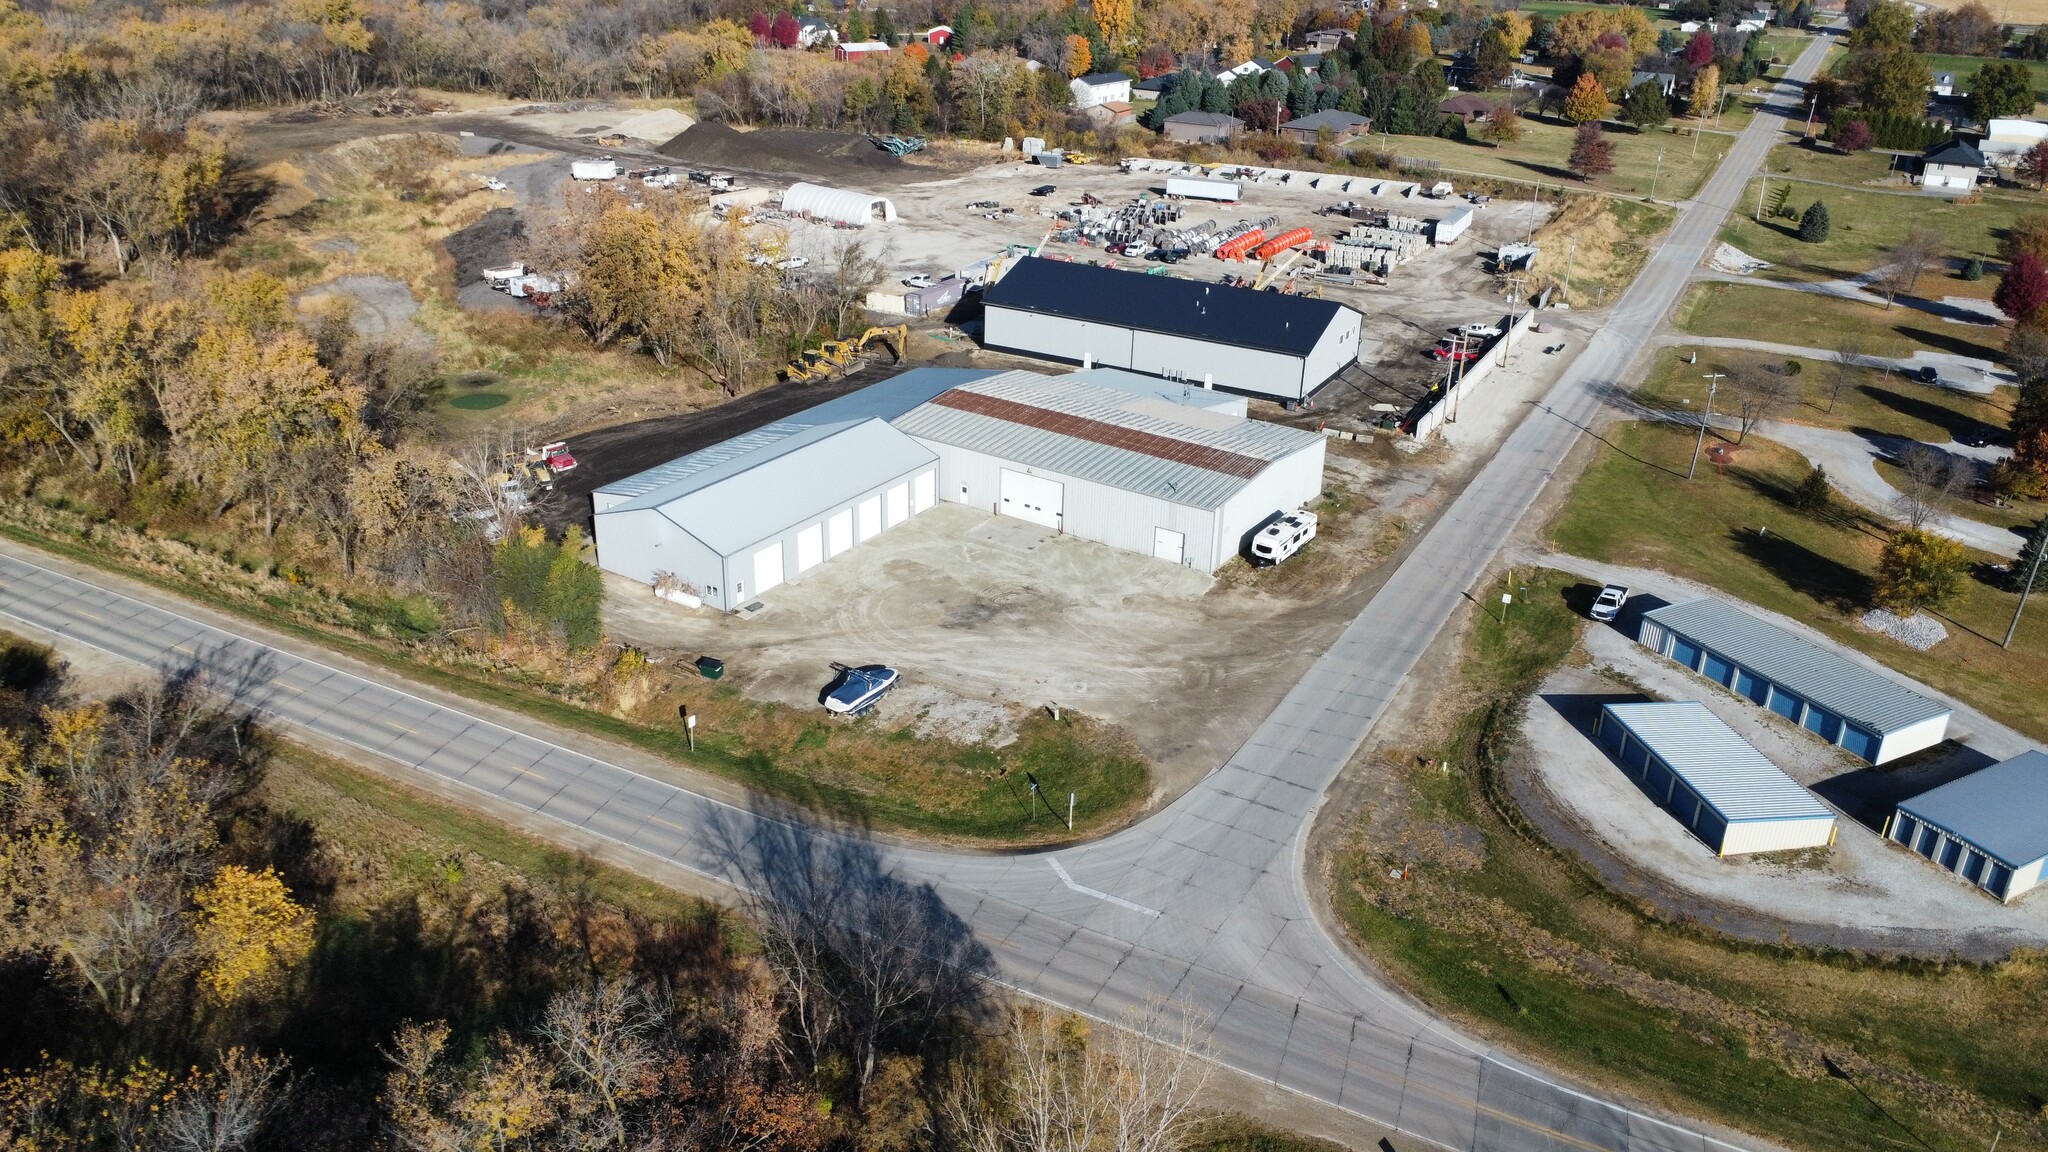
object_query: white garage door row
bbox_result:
[747,469,936,602]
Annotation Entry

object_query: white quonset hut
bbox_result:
[892,369,1325,570]
[980,257,1363,403]
[591,367,1326,604]
[590,370,981,611]
[780,181,897,224]
[1638,599,1951,764]
[1888,751,2048,902]
[1595,701,1838,856]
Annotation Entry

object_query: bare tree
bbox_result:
[157,1050,290,1152]
[1876,229,1943,308]
[1827,339,1862,413]
[946,1001,1215,1152]
[1892,443,1966,529]
[1728,367,1797,444]
[825,233,890,334]
[537,979,665,1150]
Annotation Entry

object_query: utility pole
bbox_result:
[1562,236,1576,307]
[1690,372,1724,480]
[2003,533,2046,648]
[1650,149,1664,202]
[1503,275,1526,367]
[1803,94,1817,140]
[1755,174,1767,222]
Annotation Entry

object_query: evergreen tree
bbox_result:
[1473,26,1513,89]
[1620,81,1670,130]
[1384,82,1421,134]
[2014,519,2048,593]
[1289,69,1316,117]
[1792,465,1833,513]
[1799,200,1832,243]
[1200,74,1229,113]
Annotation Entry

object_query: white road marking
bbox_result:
[1048,858,1159,917]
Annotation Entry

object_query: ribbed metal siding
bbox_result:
[1599,701,1834,823]
[1640,599,1950,734]
[1895,750,2048,869]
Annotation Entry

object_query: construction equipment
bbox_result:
[856,324,909,362]
[870,135,929,155]
[815,340,856,369]
[1063,151,1095,165]
[1253,249,1304,291]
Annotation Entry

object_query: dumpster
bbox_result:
[695,656,725,680]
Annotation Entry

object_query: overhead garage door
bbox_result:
[751,543,785,595]
[1000,469,1063,529]
[828,509,853,556]
[913,471,935,513]
[886,482,910,527]
[1152,527,1184,564]
[796,524,823,572]
[858,496,882,541]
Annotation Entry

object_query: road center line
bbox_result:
[1048,858,1160,917]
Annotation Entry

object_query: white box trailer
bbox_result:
[1166,176,1241,202]
[1432,205,1473,246]
[570,158,620,181]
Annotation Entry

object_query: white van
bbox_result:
[1251,510,1318,565]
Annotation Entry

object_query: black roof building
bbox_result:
[981,258,1353,358]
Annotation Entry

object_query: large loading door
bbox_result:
[999,469,1063,529]
[750,543,785,596]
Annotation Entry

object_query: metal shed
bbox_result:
[1888,750,2048,902]
[889,369,1326,571]
[1637,599,1951,764]
[979,257,1363,402]
[780,181,897,225]
[1595,701,1838,856]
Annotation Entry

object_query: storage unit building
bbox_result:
[1638,599,1951,764]
[780,181,897,224]
[980,257,1363,402]
[890,369,1325,571]
[1595,701,1837,856]
[1887,751,2048,902]
[591,370,988,610]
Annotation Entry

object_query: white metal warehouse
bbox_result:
[1595,701,1838,856]
[589,370,982,612]
[891,369,1325,571]
[1638,599,1951,764]
[591,367,1326,604]
[979,257,1363,403]
[1887,750,2048,902]
[780,181,897,224]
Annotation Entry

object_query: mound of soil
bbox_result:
[444,207,525,288]
[656,121,900,181]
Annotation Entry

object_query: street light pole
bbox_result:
[1803,94,1817,140]
[1689,372,1724,480]
[1650,149,1664,202]
[2003,532,2046,648]
[1755,174,1767,221]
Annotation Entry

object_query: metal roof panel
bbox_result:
[1601,701,1835,824]
[1897,750,2048,867]
[983,257,1356,358]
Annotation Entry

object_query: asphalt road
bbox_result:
[0,33,1832,1152]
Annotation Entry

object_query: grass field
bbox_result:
[1334,560,2048,1152]
[1720,175,2042,292]
[1675,282,2007,362]
[1550,420,2048,740]
[1356,115,1731,201]
[1637,344,2016,442]
[1922,52,2048,103]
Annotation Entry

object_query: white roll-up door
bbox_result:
[1152,527,1185,563]
[886,483,909,526]
[750,543,785,595]
[796,524,823,572]
[828,509,853,556]
[913,470,935,513]
[999,469,1063,529]
[858,496,882,541]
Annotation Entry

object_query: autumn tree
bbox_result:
[1094,0,1136,51]
[1479,100,1523,145]
[2011,378,2048,474]
[1687,64,1721,119]
[1569,121,1615,177]
[1563,73,1608,124]
[194,866,315,1004]
[1874,528,1968,612]
[1996,252,2048,324]
[2021,141,2048,190]
[1064,34,1092,77]
[1835,119,1873,152]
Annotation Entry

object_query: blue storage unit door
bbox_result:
[1669,636,1703,671]
[1987,863,2013,899]
[1645,762,1674,800]
[1733,667,1770,705]
[1598,715,1626,754]
[1962,850,1987,885]
[1890,814,1918,846]
[1939,838,1964,869]
[1768,688,1803,722]
[1622,738,1651,775]
[1700,650,1734,686]
[1803,707,1842,743]
[1695,810,1728,851]
[1670,787,1699,827]
[1915,824,1941,858]
[1840,724,1880,762]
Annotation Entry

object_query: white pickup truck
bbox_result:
[1590,584,1629,622]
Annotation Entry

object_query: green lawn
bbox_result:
[1675,282,2007,362]
[1638,344,2015,442]
[1550,420,2047,739]
[1922,52,2048,104]
[1356,115,1730,200]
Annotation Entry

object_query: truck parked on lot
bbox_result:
[1165,175,1242,202]
[1590,584,1629,622]
[570,158,620,181]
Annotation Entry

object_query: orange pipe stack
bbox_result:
[1213,228,1265,260]
[1251,227,1313,261]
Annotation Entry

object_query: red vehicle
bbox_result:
[1431,338,1480,362]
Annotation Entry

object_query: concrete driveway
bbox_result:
[1759,420,2026,557]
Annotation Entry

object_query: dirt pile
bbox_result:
[656,121,901,181]
[444,207,525,287]
[272,88,449,123]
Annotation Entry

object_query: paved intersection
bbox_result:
[0,32,1832,1152]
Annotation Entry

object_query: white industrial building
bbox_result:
[780,181,897,224]
[1888,750,2048,902]
[591,367,1325,606]
[1638,598,1951,764]
[980,257,1362,403]
[1595,701,1838,856]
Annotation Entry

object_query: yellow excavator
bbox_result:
[857,324,908,362]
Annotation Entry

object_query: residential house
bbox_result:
[1933,72,1958,97]
[1438,92,1498,122]
[1920,137,1987,190]
[1630,69,1679,96]
[1091,101,1136,126]
[1161,110,1246,143]
[921,24,952,46]
[1133,74,1172,100]
[1982,118,2048,168]
[1215,59,1269,86]
[1280,51,1326,73]
[1070,71,1133,108]
[835,39,890,59]
[1278,109,1372,144]
[1304,28,1350,51]
[795,15,838,47]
